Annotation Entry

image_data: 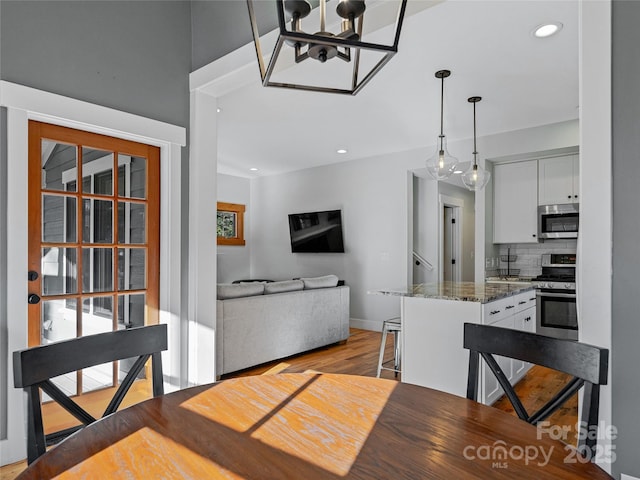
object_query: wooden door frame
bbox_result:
[28,121,160,347]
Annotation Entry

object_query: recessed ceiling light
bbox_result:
[249,167,258,171]
[216,108,222,113]
[337,149,348,154]
[533,22,563,38]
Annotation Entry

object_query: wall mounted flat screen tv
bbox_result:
[288,209,345,253]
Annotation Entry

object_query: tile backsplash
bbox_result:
[487,240,577,278]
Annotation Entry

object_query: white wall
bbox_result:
[578,0,613,472]
[251,149,417,326]
[217,173,250,283]
[412,174,439,284]
[249,120,579,328]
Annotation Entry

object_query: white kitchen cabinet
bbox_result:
[512,306,536,381]
[493,160,539,243]
[538,155,579,205]
[481,292,536,405]
[483,314,515,405]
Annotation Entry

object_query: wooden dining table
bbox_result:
[18,373,612,479]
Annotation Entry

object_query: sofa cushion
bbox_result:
[264,280,304,295]
[217,283,265,299]
[301,275,339,290]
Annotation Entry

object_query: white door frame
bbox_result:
[0,80,185,464]
[439,194,463,283]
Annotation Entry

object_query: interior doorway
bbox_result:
[439,195,463,283]
[442,206,455,281]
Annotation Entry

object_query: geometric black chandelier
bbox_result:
[247,0,408,95]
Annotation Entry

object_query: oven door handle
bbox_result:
[537,292,576,299]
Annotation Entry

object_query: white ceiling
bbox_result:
[215,0,579,178]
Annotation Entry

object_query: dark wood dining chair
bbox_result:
[463,322,608,460]
[13,324,167,464]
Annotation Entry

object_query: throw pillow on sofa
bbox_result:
[264,280,304,294]
[217,283,265,299]
[300,274,339,290]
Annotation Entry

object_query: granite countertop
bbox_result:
[372,281,535,303]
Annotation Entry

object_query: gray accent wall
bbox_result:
[0,108,7,440]
[612,1,640,477]
[0,0,191,128]
[191,1,254,71]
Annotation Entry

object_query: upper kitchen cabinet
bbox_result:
[538,155,579,205]
[493,160,539,244]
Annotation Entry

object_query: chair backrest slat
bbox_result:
[14,324,167,388]
[463,323,607,384]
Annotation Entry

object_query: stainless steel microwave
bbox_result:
[538,203,579,239]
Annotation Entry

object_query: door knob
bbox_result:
[28,271,39,281]
[28,294,40,304]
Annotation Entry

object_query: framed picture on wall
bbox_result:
[217,202,246,246]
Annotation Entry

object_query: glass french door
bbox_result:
[28,120,160,397]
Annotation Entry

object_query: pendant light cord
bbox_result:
[468,96,482,167]
[439,76,444,137]
[473,100,477,166]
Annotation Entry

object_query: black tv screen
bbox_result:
[288,210,345,253]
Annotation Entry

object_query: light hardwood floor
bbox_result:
[1,327,577,479]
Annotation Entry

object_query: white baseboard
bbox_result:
[350,318,383,332]
[621,474,640,480]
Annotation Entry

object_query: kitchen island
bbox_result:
[374,282,536,404]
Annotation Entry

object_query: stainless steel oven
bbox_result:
[533,254,578,340]
[536,289,578,340]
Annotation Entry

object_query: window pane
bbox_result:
[82,147,113,195]
[42,296,79,399]
[217,212,237,238]
[42,195,77,243]
[118,248,146,290]
[117,293,146,383]
[82,199,113,244]
[118,202,146,244]
[117,293,145,330]
[118,154,146,199]
[82,248,113,293]
[41,247,77,296]
[82,296,114,393]
[41,298,76,344]
[42,140,77,192]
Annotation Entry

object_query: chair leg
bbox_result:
[376,326,388,378]
[393,330,400,377]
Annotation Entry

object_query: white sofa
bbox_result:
[215,276,350,377]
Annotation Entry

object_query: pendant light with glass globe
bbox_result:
[461,96,491,191]
[426,70,458,180]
